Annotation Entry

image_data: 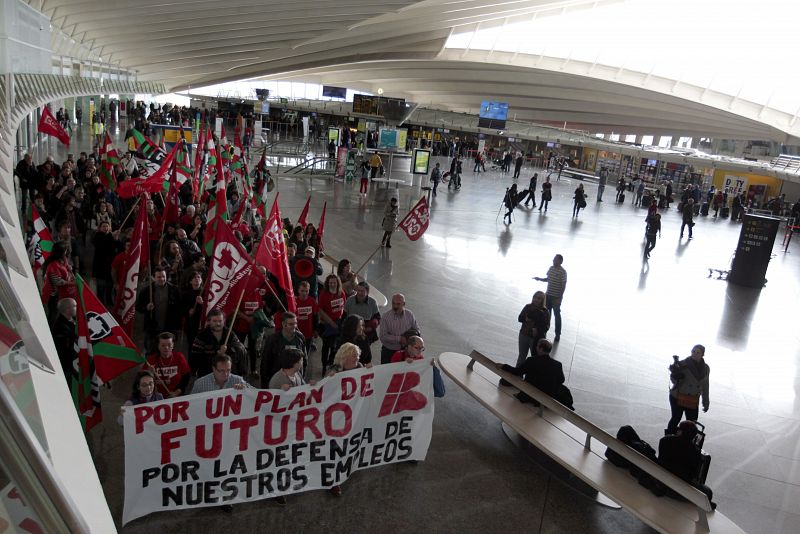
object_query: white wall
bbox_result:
[0,0,51,74]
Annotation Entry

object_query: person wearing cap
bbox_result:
[381,197,399,248]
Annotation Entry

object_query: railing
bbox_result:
[281,156,335,175]
[464,349,713,530]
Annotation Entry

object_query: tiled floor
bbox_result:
[33,124,800,532]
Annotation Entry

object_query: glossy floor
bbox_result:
[34,127,800,533]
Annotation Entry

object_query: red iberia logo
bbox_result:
[379,372,428,417]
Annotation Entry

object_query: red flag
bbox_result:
[38,106,70,147]
[254,195,297,313]
[192,122,205,200]
[203,219,255,321]
[114,196,150,334]
[117,140,180,199]
[296,196,311,229]
[317,201,327,253]
[163,164,180,226]
[398,196,431,241]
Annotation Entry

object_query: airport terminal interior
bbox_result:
[2,1,800,533]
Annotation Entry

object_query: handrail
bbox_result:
[0,379,90,532]
[466,350,713,528]
[284,156,333,174]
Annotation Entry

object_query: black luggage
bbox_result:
[721,206,730,218]
[618,193,625,203]
[700,202,709,216]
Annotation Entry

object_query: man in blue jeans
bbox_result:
[534,254,567,342]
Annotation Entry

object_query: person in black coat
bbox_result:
[51,298,77,384]
[136,266,181,351]
[91,221,120,306]
[499,338,573,408]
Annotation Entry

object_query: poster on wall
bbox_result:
[397,129,408,151]
[378,129,398,149]
[122,361,434,524]
[412,149,431,174]
[723,175,748,196]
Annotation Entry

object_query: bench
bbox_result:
[437,351,746,534]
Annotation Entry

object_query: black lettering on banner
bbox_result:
[203,480,220,504]
[220,477,239,502]
[292,466,308,491]
[240,473,258,499]
[397,436,413,460]
[309,440,325,461]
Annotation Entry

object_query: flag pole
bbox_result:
[118,195,142,229]
[263,279,288,313]
[223,287,247,346]
[353,243,383,278]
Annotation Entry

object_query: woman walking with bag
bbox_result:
[666,344,710,434]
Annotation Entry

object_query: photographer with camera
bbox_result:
[666,344,710,434]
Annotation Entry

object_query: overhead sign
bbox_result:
[122,361,434,524]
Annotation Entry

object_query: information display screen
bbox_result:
[479,101,509,120]
[322,85,347,99]
[412,149,431,174]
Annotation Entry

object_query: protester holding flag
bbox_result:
[135,266,181,351]
[91,221,121,306]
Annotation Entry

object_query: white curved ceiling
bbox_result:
[36,0,800,142]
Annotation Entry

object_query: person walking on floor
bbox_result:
[644,213,661,259]
[597,167,608,202]
[539,177,553,213]
[680,198,695,239]
[534,254,567,342]
[430,162,441,197]
[572,184,586,217]
[381,197,399,248]
[513,153,524,180]
[503,184,518,224]
[524,173,538,207]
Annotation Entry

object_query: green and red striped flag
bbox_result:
[131,128,167,176]
[99,132,120,191]
[27,204,53,274]
[203,143,229,256]
[74,274,144,431]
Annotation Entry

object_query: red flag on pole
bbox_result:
[203,219,255,321]
[114,196,150,334]
[163,163,180,226]
[38,106,70,147]
[317,201,327,254]
[398,196,431,241]
[254,195,297,313]
[296,196,311,229]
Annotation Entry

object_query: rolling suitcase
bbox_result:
[692,422,711,485]
[701,202,709,216]
[721,206,730,218]
[618,193,625,203]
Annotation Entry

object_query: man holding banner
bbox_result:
[122,360,433,524]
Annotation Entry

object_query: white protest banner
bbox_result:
[123,360,433,524]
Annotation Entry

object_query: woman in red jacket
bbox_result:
[318,274,347,373]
